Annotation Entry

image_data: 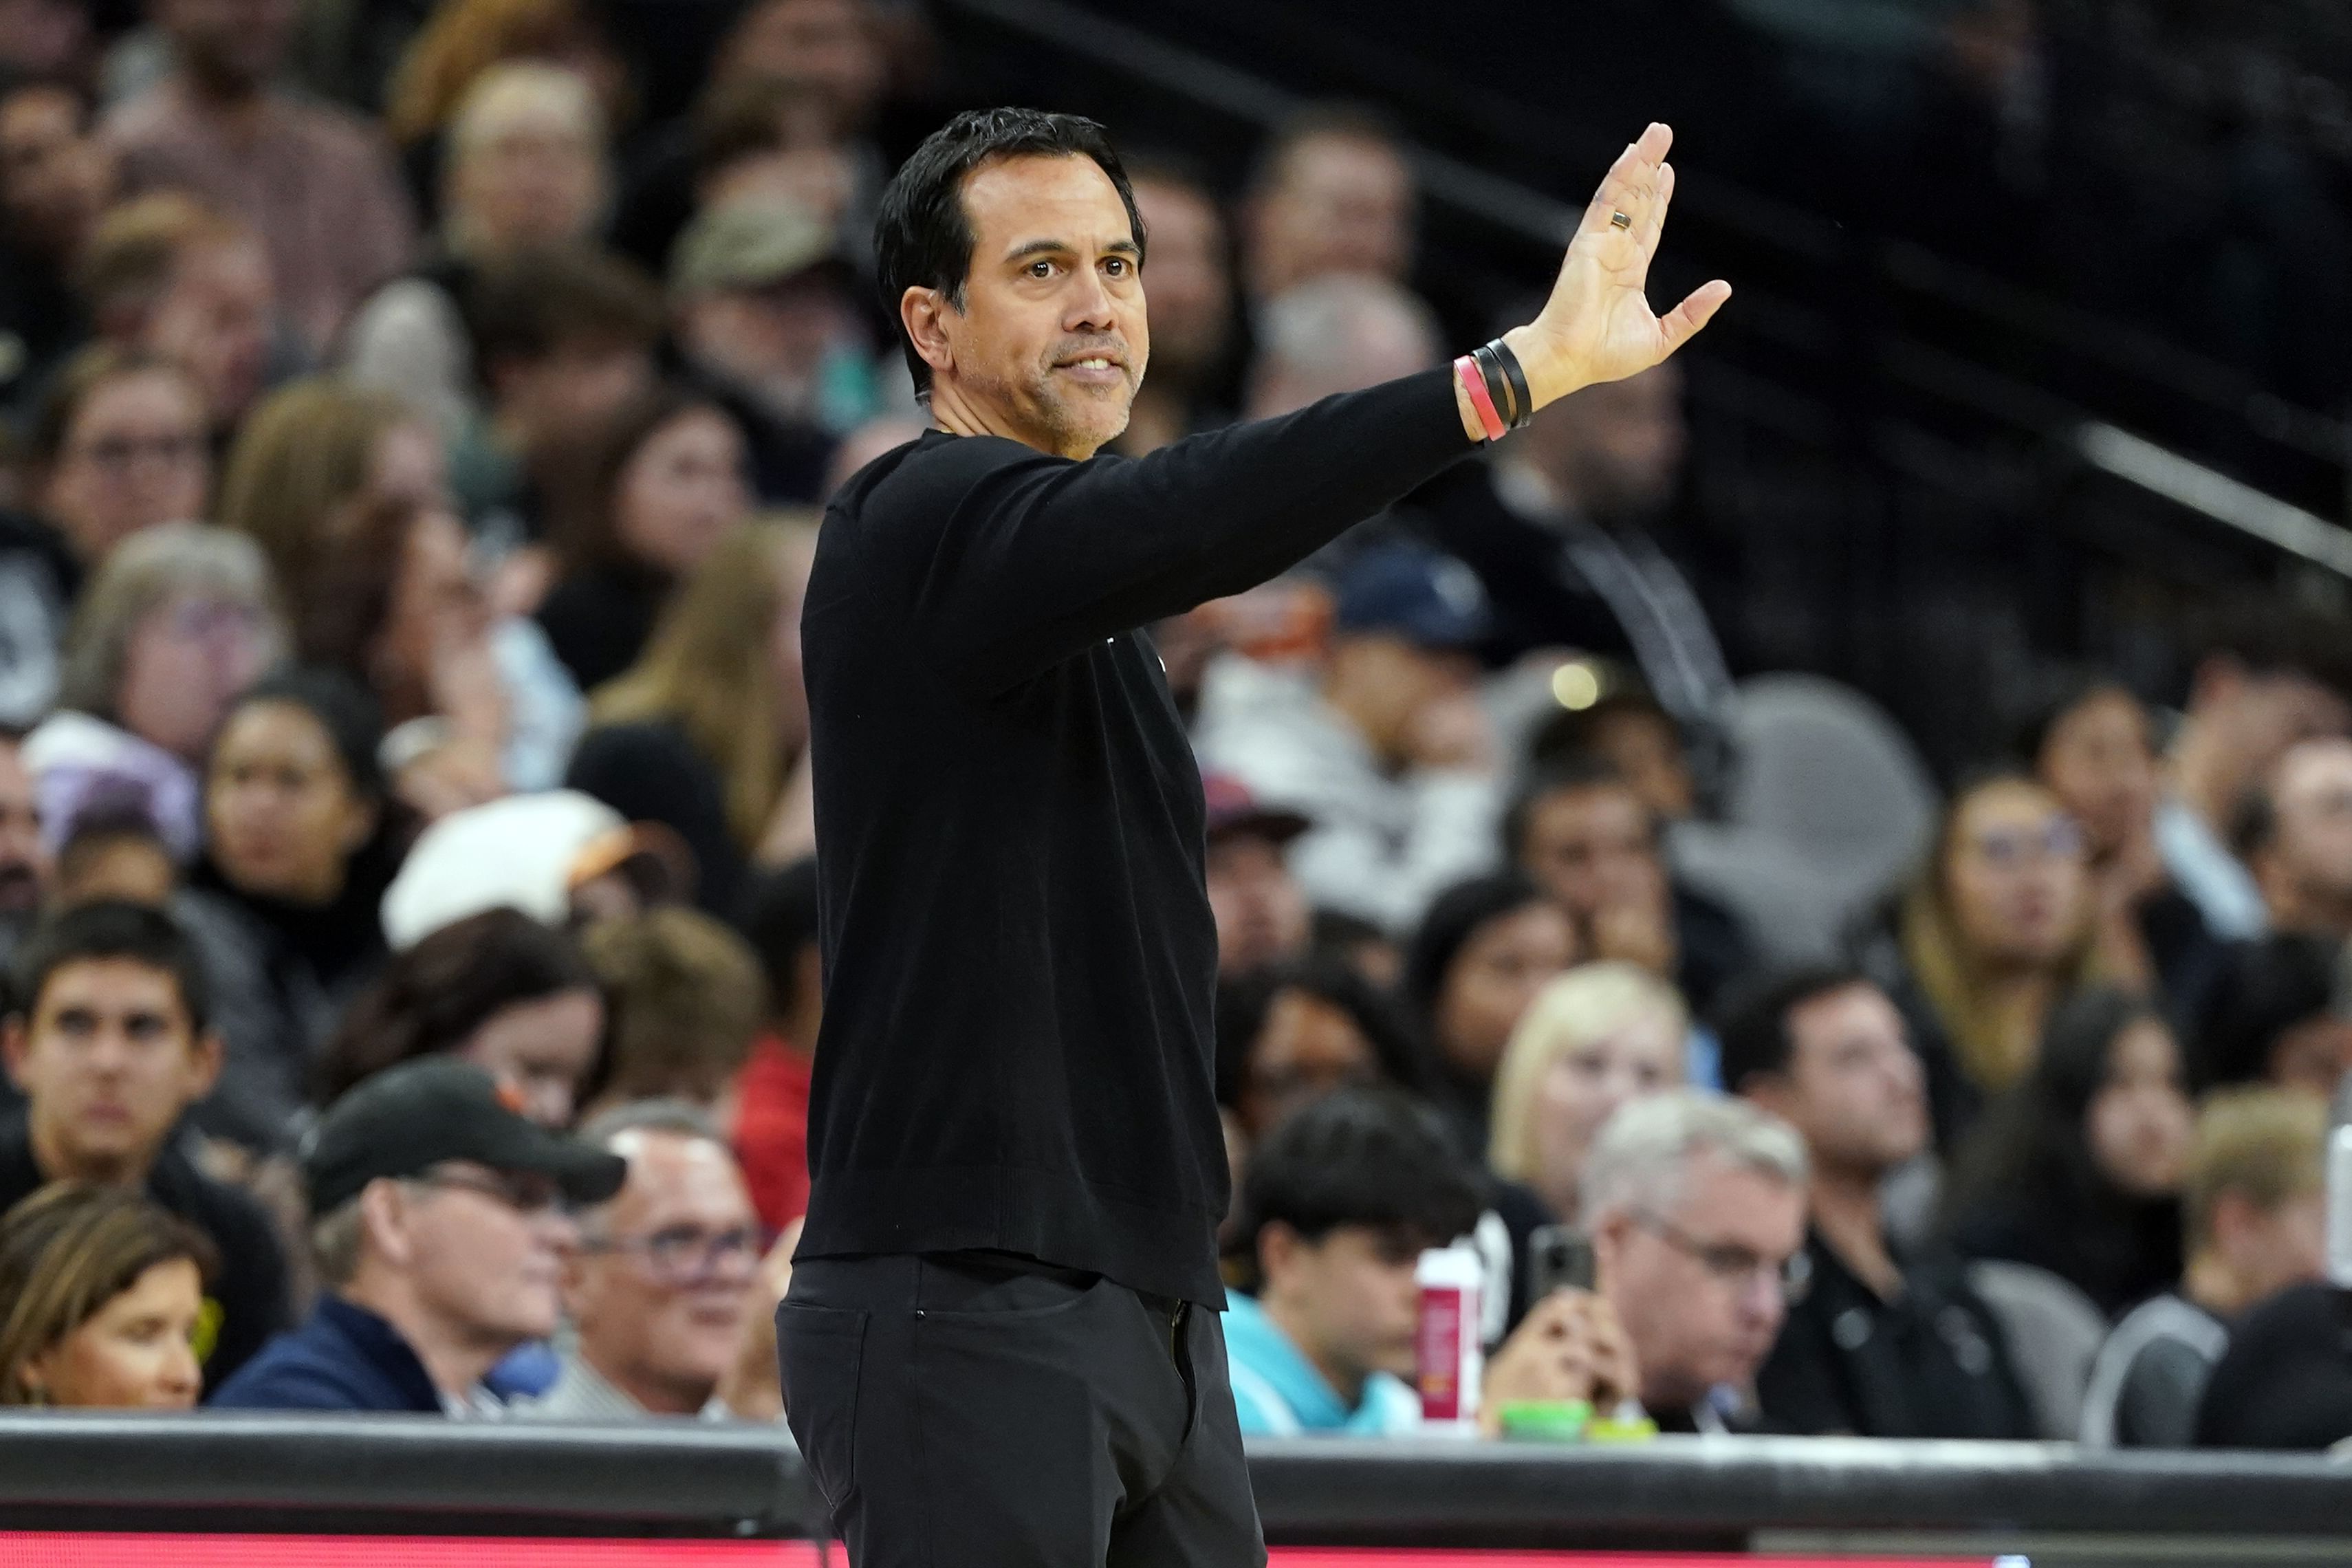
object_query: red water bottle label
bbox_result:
[1417,1286,1464,1419]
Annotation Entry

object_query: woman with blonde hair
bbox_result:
[384,0,629,151]
[567,516,818,918]
[0,1184,219,1408]
[1487,963,1688,1223]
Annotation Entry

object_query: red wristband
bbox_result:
[1455,353,1506,442]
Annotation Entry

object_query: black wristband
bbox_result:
[1485,338,1534,431]
[1469,344,1514,431]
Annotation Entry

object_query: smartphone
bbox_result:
[1528,1223,1595,1300]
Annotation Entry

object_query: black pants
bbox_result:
[778,1252,1265,1568]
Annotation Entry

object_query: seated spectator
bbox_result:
[537,387,755,694]
[219,376,585,801]
[210,1058,622,1413]
[1855,770,2098,1146]
[2243,737,2352,944]
[76,193,274,439]
[1239,104,1415,306]
[1202,772,1311,980]
[2083,1089,2325,1447]
[1401,872,1576,1155]
[1223,1087,1638,1437]
[2157,602,2352,942]
[1243,274,1440,423]
[1215,955,1435,1148]
[1504,756,1757,1019]
[0,1182,215,1408]
[1195,544,1505,936]
[1486,963,1686,1225]
[0,902,290,1388]
[567,518,818,915]
[384,0,631,174]
[23,523,282,867]
[733,858,818,1228]
[579,907,765,1122]
[27,346,208,574]
[0,78,111,418]
[53,802,175,911]
[2195,933,2351,1098]
[1525,688,1698,827]
[320,906,605,1126]
[524,1100,785,1419]
[1580,1089,1809,1432]
[2022,677,2221,1018]
[1111,155,1234,455]
[378,788,686,949]
[177,669,396,1151]
[1942,988,2194,1317]
[2192,1280,2352,1450]
[669,198,859,494]
[104,0,417,356]
[0,731,54,963]
[1723,966,2034,1438]
[345,63,609,442]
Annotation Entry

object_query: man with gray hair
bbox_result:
[1583,1088,1809,1433]
[525,1099,796,1421]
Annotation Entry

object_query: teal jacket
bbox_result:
[1223,1291,1421,1437]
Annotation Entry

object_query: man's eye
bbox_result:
[1104,258,1127,275]
[1029,260,1054,278]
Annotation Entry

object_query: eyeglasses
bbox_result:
[68,433,205,475]
[406,1168,569,1217]
[1967,818,2085,869]
[578,1223,769,1284]
[1636,1212,1810,1303]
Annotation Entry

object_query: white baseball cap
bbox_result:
[382,791,664,949]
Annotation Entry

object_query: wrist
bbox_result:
[1501,325,1582,411]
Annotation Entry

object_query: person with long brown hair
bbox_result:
[0,1183,219,1408]
[565,515,816,917]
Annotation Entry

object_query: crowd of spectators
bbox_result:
[0,0,2338,1470]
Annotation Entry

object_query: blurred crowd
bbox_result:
[0,0,2344,1464]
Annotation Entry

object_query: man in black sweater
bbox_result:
[780,106,1728,1567]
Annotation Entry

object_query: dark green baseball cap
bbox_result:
[302,1058,627,1214]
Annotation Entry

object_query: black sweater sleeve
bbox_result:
[861,369,1470,689]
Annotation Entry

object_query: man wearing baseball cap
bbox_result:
[1197,541,1504,936]
[210,1060,624,1413]
[1201,772,1311,979]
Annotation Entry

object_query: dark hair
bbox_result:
[1401,869,1554,1023]
[468,241,666,372]
[2007,671,2145,774]
[55,798,169,889]
[550,383,740,574]
[2196,934,2340,1093]
[1244,100,1407,199]
[737,856,820,1027]
[1525,689,1680,774]
[1214,953,1436,1110]
[1499,755,1648,864]
[318,907,602,1104]
[215,666,387,804]
[10,902,210,1034]
[690,74,832,184]
[2192,597,2352,705]
[1714,963,1874,1094]
[0,1183,217,1406]
[874,107,1143,399]
[1226,1085,1480,1285]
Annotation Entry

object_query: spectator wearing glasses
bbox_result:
[1582,1089,1809,1433]
[2241,738,2352,944]
[210,1058,623,1413]
[1722,966,2033,1438]
[525,1100,790,1421]
[28,346,207,582]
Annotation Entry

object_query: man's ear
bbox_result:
[2206,1189,2258,1262]
[186,1027,225,1100]
[1,1016,31,1093]
[899,285,956,382]
[1256,1219,1304,1294]
[360,1178,410,1269]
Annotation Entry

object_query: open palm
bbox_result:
[1515,123,1731,400]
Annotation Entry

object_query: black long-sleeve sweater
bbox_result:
[798,367,1472,1305]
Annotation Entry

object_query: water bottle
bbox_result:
[1415,1243,1484,1430]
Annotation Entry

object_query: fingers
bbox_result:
[1579,122,1674,254]
[1658,278,1734,356]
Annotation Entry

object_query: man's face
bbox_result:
[1261,1221,1424,1384]
[0,85,110,257]
[1595,1153,1806,1410]
[1250,133,1413,298]
[1131,177,1229,382]
[725,0,884,132]
[1523,363,1687,519]
[3,959,215,1178]
[398,1162,576,1349]
[682,275,858,414]
[915,153,1147,460]
[566,1131,761,1410]
[2267,740,2352,914]
[142,237,272,430]
[1520,783,1662,922]
[2199,664,2352,795]
[157,0,296,94]
[0,739,50,916]
[1770,984,1927,1177]
[1238,988,1376,1142]
[1206,831,1309,979]
[1328,633,1476,765]
[499,339,655,453]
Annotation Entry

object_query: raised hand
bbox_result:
[1505,123,1731,409]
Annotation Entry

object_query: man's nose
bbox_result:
[1065,268,1117,331]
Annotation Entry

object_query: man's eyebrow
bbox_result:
[1003,236,1142,262]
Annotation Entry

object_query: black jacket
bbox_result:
[798,370,1472,1305]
